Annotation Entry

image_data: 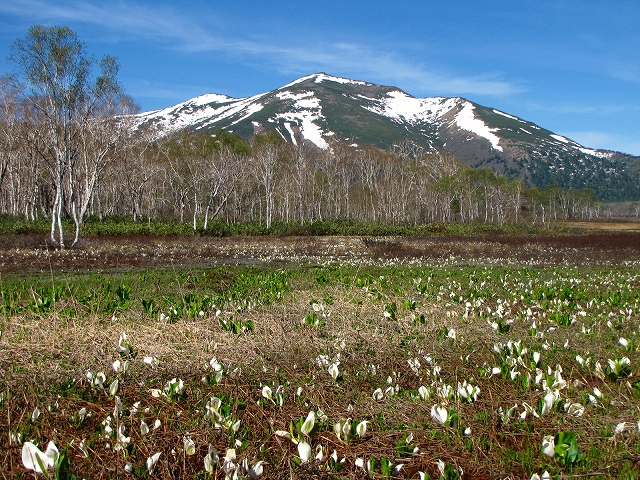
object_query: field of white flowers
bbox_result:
[1,234,639,479]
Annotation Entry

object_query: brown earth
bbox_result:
[1,230,640,273]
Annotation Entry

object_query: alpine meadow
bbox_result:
[1,21,640,480]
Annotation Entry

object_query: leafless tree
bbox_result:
[251,140,282,229]
[8,25,128,246]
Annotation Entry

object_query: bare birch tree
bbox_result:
[8,25,127,246]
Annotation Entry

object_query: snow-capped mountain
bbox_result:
[135,73,640,201]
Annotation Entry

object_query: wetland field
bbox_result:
[1,229,640,479]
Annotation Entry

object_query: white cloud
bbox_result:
[270,43,522,96]
[0,0,218,48]
[0,0,521,97]
[525,101,640,117]
[126,80,216,103]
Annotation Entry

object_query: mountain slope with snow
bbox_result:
[135,73,640,202]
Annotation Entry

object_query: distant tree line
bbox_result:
[0,116,612,236]
[103,131,605,229]
[0,25,626,247]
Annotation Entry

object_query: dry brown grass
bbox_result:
[2,284,636,478]
[558,221,640,231]
[0,276,491,478]
[2,241,640,479]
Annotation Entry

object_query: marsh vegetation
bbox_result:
[1,231,640,479]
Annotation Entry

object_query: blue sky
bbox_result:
[1,0,639,155]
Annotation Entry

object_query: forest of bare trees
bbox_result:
[0,26,614,247]
[0,113,607,234]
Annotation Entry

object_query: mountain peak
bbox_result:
[134,73,639,201]
[280,72,370,89]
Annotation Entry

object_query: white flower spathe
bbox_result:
[146,452,161,474]
[204,444,219,473]
[301,411,316,436]
[356,420,368,438]
[298,441,312,462]
[431,405,448,426]
[184,436,196,456]
[261,385,273,402]
[418,385,431,401]
[248,460,264,479]
[328,363,339,380]
[541,435,555,458]
[22,441,58,474]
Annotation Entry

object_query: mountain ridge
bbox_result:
[135,73,640,202]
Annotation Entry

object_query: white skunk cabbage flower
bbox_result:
[298,441,312,462]
[146,452,161,474]
[541,390,558,415]
[184,436,196,456]
[143,356,158,366]
[356,420,368,438]
[301,411,316,436]
[541,435,555,458]
[418,385,431,401]
[118,333,132,356]
[431,405,448,426]
[328,363,339,380]
[22,441,58,474]
[274,430,291,440]
[261,385,273,402]
[204,445,219,473]
[248,460,264,478]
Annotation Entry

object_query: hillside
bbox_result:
[135,73,640,202]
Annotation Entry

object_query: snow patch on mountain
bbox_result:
[136,92,269,133]
[578,146,612,159]
[190,93,266,129]
[454,103,503,152]
[225,99,266,127]
[281,73,367,89]
[276,90,312,101]
[358,90,458,124]
[276,90,321,111]
[493,109,524,122]
[190,93,236,106]
[288,113,328,148]
[282,122,298,147]
[271,91,328,148]
[550,134,612,158]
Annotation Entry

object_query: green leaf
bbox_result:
[554,431,582,467]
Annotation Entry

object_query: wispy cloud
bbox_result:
[126,80,214,103]
[0,0,218,48]
[0,0,522,97]
[260,42,522,96]
[608,65,640,85]
[525,101,640,116]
